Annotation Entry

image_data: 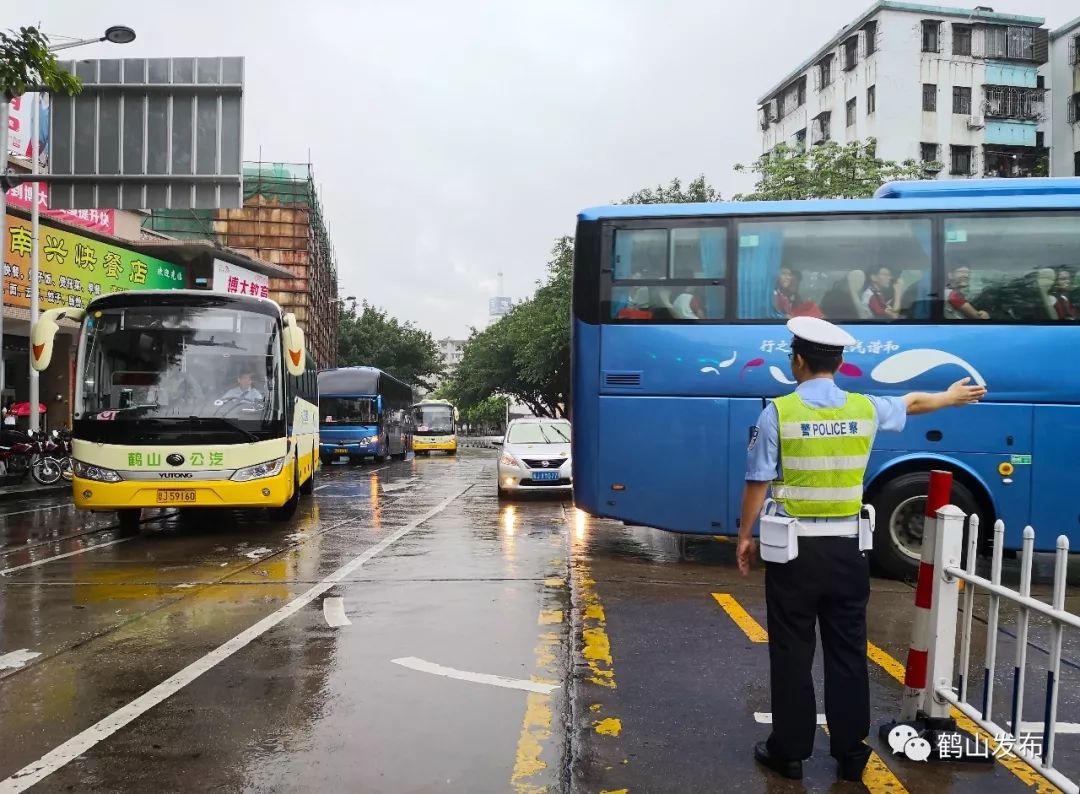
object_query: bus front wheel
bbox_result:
[869,471,983,581]
[373,438,389,464]
[270,469,300,521]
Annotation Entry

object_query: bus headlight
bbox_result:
[363,435,379,444]
[72,460,122,483]
[231,457,286,482]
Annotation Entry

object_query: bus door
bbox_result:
[1029,406,1080,545]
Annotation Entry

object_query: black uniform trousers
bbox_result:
[764,535,870,763]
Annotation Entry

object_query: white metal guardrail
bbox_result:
[920,505,1079,793]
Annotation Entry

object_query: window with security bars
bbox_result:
[921,143,939,163]
[867,85,876,114]
[1070,93,1080,124]
[953,86,972,115]
[846,98,857,127]
[843,36,859,70]
[950,145,974,176]
[812,112,831,144]
[1072,35,1078,65]
[985,25,1035,60]
[984,86,1043,120]
[863,21,878,56]
[816,56,834,89]
[923,83,937,112]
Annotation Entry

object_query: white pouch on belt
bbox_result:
[858,505,876,552]
[758,499,799,563]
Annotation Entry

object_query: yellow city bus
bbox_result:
[410,399,458,456]
[31,290,318,533]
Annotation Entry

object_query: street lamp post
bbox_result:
[1,26,137,433]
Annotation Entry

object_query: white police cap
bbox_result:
[786,316,856,351]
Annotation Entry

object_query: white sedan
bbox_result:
[496,418,572,498]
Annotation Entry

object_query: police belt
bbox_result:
[793,517,859,537]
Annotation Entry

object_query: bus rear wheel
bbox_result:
[869,471,983,581]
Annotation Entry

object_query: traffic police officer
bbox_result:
[738,316,986,782]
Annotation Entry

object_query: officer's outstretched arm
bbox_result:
[903,377,987,416]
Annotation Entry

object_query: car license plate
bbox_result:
[334,448,348,454]
[156,489,196,504]
[532,471,559,481]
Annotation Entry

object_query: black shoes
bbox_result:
[836,747,873,782]
[754,741,804,780]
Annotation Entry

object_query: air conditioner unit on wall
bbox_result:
[967,115,985,130]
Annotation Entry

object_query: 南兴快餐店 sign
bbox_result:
[3,213,186,311]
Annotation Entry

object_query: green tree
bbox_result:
[622,174,721,205]
[458,395,509,435]
[1,27,81,99]
[337,301,443,390]
[733,139,935,201]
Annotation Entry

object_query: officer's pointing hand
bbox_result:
[946,377,987,406]
[737,538,756,576]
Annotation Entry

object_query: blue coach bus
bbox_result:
[318,367,413,464]
[571,177,1080,578]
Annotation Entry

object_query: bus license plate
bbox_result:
[532,471,559,481]
[156,489,196,504]
[334,448,348,454]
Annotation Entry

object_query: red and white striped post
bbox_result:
[899,469,953,721]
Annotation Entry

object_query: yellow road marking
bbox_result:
[821,725,909,792]
[577,560,617,688]
[867,642,1061,793]
[595,717,622,736]
[538,609,563,625]
[711,593,768,643]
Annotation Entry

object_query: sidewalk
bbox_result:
[0,476,69,503]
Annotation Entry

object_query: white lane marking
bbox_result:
[244,547,272,559]
[0,502,74,519]
[322,597,351,627]
[391,656,559,695]
[313,483,333,492]
[1019,721,1080,735]
[0,537,133,576]
[0,649,41,670]
[0,485,470,793]
[755,712,827,726]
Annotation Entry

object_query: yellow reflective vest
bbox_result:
[771,392,875,517]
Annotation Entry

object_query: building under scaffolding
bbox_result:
[142,161,339,368]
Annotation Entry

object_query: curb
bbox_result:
[0,483,69,503]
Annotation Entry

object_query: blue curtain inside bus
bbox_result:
[737,227,785,319]
[698,228,726,317]
[909,224,933,319]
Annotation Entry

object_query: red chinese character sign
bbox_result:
[4,181,116,235]
[212,258,269,299]
[3,213,186,311]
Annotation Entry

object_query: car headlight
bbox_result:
[73,460,122,483]
[231,457,286,482]
[499,452,518,467]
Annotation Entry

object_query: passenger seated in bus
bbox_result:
[773,267,800,317]
[219,370,263,402]
[861,266,903,320]
[656,286,703,319]
[945,266,989,320]
[1050,267,1078,320]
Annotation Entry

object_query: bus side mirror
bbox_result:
[282,313,306,377]
[31,308,85,371]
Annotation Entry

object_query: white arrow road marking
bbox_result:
[322,597,351,627]
[391,657,559,694]
[755,712,827,726]
[1,537,133,576]
[0,649,41,670]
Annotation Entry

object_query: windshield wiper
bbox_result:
[536,425,554,444]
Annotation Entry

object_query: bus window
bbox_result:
[735,217,932,322]
[943,215,1080,322]
[607,226,727,321]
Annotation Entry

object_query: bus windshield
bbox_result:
[76,306,283,427]
[413,404,454,435]
[321,397,378,425]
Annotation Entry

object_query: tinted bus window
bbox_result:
[606,226,727,321]
[943,214,1080,322]
[736,217,932,322]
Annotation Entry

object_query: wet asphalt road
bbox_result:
[0,448,1078,793]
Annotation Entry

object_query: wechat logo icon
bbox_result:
[888,725,932,762]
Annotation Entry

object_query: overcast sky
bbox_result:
[14,1,1080,338]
